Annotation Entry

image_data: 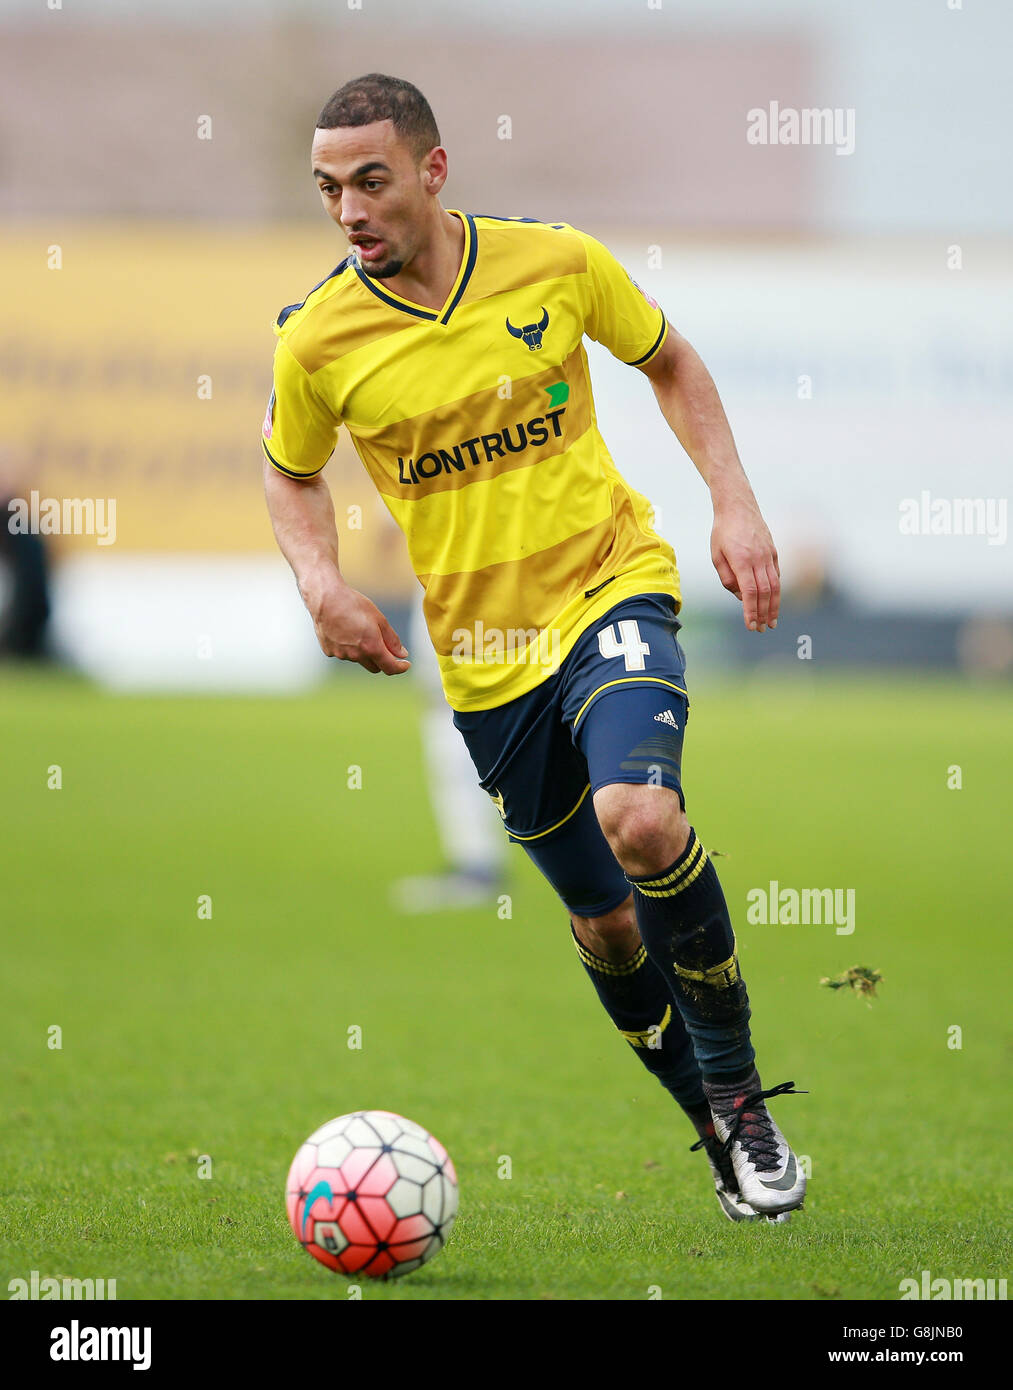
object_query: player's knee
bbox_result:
[571,896,640,965]
[594,784,689,876]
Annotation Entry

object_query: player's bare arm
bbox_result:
[263,460,410,675]
[639,326,780,633]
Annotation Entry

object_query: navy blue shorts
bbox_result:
[452,592,689,919]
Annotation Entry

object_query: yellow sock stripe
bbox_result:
[618,1003,672,1048]
[673,951,741,989]
[634,836,708,898]
[635,833,702,891]
[573,936,648,978]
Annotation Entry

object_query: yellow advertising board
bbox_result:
[3,224,415,594]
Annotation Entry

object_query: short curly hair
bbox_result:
[316,74,441,163]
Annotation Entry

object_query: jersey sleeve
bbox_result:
[578,231,668,367]
[261,339,341,479]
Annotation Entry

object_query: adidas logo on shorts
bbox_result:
[654,709,680,729]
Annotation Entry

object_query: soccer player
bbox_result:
[263,74,806,1221]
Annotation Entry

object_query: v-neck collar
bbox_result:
[353,210,477,325]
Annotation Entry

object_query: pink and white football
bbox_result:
[286,1110,458,1279]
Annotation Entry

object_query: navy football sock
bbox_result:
[570,922,707,1113]
[626,827,756,1081]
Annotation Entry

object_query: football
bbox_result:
[286,1110,458,1279]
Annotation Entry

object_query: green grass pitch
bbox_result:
[1,666,1010,1301]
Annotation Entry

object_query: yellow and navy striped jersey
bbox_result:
[262,212,681,711]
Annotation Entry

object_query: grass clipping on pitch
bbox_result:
[820,965,884,1001]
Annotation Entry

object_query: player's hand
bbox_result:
[308,581,411,674]
[711,500,781,633]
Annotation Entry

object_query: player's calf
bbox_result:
[614,814,755,1079]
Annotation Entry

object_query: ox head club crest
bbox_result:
[505,306,550,351]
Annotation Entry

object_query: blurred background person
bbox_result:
[389,591,508,914]
[0,450,52,661]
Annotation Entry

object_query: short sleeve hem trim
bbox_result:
[262,438,327,480]
[626,314,668,367]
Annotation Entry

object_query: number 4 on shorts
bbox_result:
[597,618,650,671]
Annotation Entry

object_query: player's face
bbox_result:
[311,121,436,280]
